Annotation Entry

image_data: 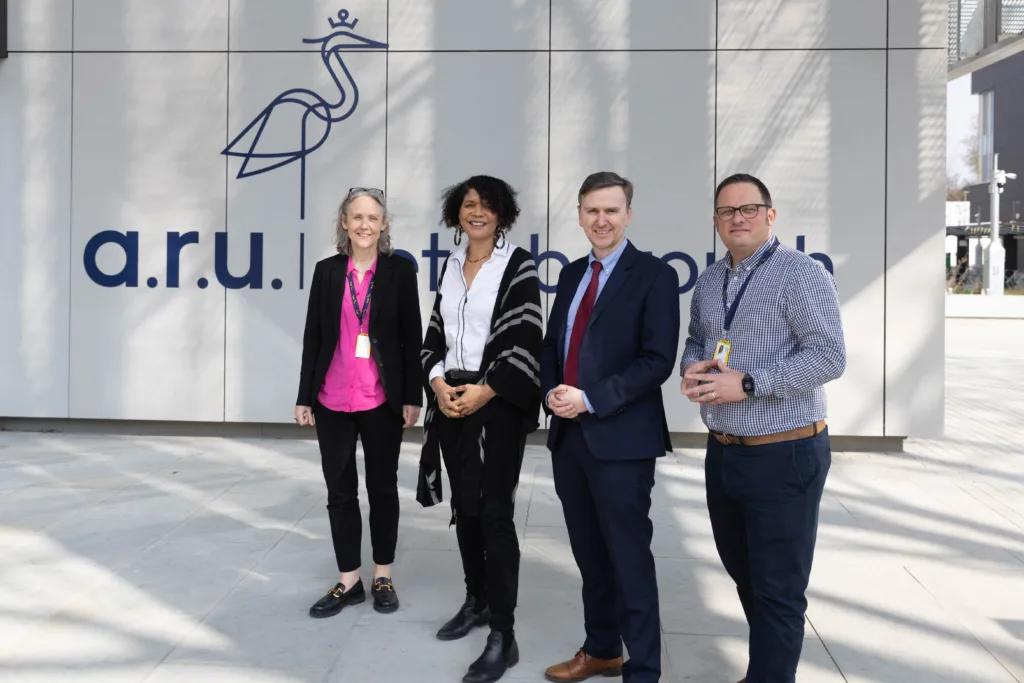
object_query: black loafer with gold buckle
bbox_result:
[309,580,365,618]
[372,577,399,613]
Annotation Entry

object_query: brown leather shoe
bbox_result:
[544,649,623,681]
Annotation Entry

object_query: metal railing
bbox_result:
[1003,0,1024,37]
[949,0,1024,65]
[950,0,980,64]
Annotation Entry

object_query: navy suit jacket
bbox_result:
[541,241,680,460]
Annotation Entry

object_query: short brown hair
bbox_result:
[578,171,634,207]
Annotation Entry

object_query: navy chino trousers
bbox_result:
[705,428,831,683]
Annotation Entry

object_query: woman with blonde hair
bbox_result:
[296,187,423,617]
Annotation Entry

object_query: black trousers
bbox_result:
[552,421,660,683]
[435,395,527,635]
[313,402,404,573]
[705,429,831,683]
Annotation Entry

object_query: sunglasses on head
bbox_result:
[347,187,385,199]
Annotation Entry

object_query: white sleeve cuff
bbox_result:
[428,362,446,384]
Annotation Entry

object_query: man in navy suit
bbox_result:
[540,172,680,683]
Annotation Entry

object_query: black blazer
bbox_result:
[296,252,423,415]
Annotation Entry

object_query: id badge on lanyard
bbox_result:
[355,333,372,359]
[717,238,778,366]
[714,339,731,365]
[348,270,374,359]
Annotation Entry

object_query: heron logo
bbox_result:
[222,8,387,219]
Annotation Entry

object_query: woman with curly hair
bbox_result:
[295,187,423,619]
[416,175,543,682]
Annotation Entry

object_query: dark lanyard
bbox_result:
[721,237,779,332]
[347,271,374,332]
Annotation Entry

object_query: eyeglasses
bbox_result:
[347,187,385,199]
[715,203,769,220]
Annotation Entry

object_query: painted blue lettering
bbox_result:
[81,231,833,291]
[393,249,418,270]
[420,232,451,291]
[166,231,199,288]
[811,253,834,274]
[530,234,570,294]
[215,232,264,289]
[795,235,834,274]
[84,231,139,287]
[661,251,699,294]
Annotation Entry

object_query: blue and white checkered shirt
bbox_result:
[679,237,846,437]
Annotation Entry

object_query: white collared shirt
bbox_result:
[428,240,514,382]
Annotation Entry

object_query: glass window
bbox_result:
[978,89,995,183]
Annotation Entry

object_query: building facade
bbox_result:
[967,49,1024,281]
[0,1,948,439]
[947,0,1023,288]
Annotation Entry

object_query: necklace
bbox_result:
[465,250,492,264]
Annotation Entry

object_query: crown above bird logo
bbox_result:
[329,9,359,30]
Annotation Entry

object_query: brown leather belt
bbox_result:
[711,420,826,447]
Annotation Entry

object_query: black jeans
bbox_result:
[435,392,526,635]
[705,428,831,683]
[314,402,404,572]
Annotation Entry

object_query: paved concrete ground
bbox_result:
[1,318,1022,683]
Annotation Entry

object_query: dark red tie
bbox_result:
[564,261,602,387]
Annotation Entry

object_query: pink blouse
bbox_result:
[317,258,387,412]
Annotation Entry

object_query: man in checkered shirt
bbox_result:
[679,173,846,683]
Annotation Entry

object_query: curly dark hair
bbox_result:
[439,175,521,242]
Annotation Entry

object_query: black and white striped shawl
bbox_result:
[416,245,543,515]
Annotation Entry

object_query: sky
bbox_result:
[947,73,978,186]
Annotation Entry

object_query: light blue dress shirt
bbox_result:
[556,237,630,413]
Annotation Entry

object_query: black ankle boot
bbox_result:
[462,630,518,683]
[436,594,490,641]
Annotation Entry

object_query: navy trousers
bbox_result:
[705,428,831,683]
[552,421,660,683]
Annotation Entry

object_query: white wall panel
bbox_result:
[73,0,228,52]
[224,52,387,423]
[890,0,949,49]
[230,0,387,53]
[551,0,714,50]
[548,51,716,433]
[386,51,550,323]
[0,55,72,418]
[0,1,950,438]
[7,0,72,51]
[389,0,548,51]
[69,54,228,421]
[716,50,887,436]
[885,49,946,437]
[718,0,886,50]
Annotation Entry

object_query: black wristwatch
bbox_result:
[742,373,755,397]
